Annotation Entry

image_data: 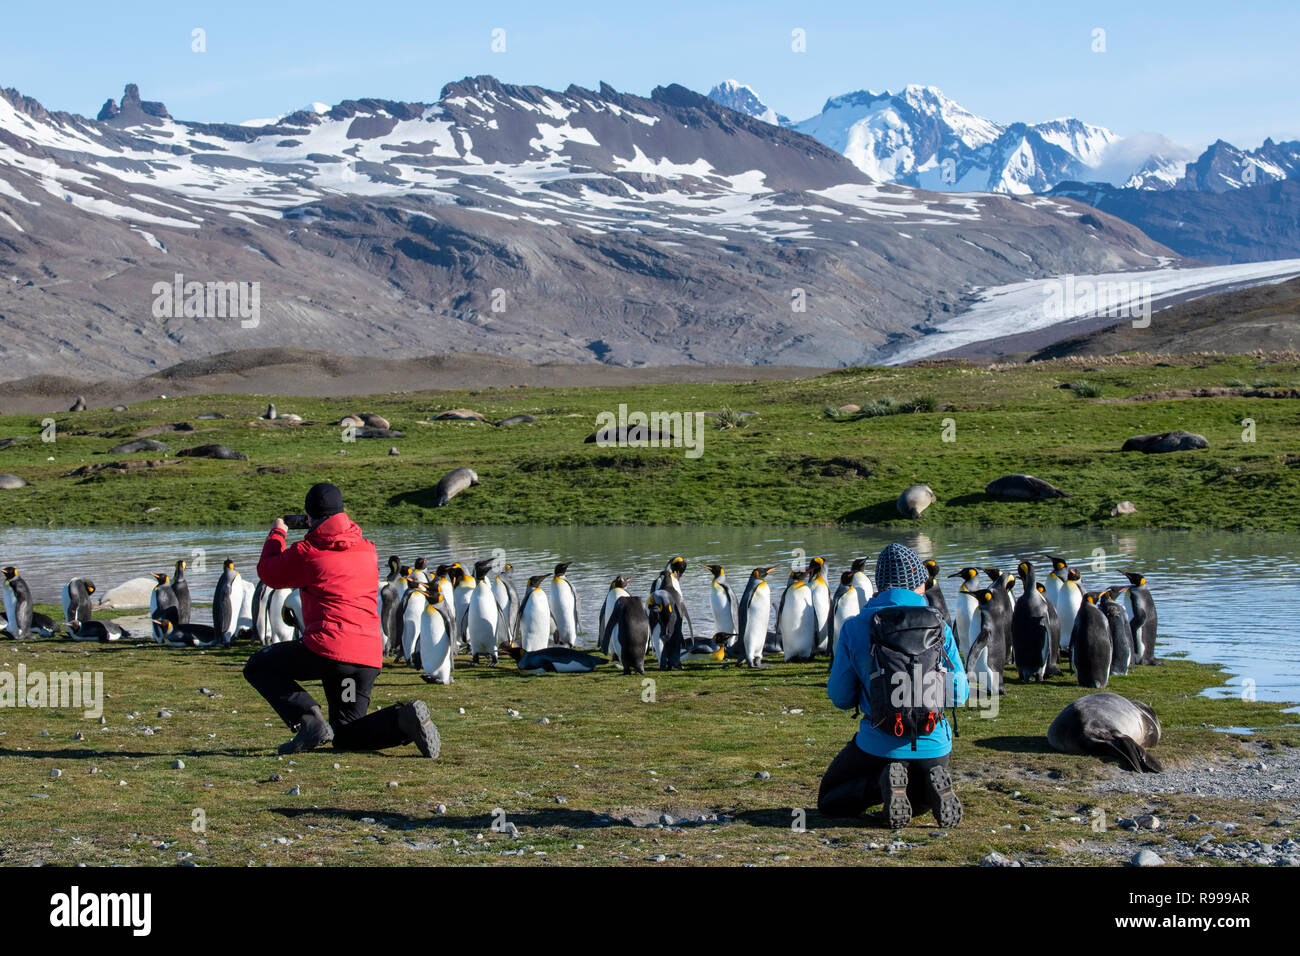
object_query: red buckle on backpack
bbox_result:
[924,711,936,734]
[892,713,904,737]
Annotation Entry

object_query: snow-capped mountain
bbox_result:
[1176,138,1300,192]
[787,84,1130,194]
[0,77,1177,379]
[706,80,787,125]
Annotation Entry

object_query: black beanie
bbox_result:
[304,482,344,520]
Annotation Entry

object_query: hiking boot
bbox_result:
[925,764,963,828]
[397,699,441,758]
[879,761,912,828]
[278,706,334,754]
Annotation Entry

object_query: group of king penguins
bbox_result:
[2,550,1159,700]
[945,556,1160,696]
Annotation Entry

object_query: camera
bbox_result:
[282,514,311,530]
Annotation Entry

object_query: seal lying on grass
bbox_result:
[1048,692,1163,772]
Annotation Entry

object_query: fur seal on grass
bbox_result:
[106,439,169,455]
[434,467,479,507]
[1047,693,1162,772]
[178,444,249,461]
[985,474,1073,500]
[0,475,28,489]
[897,484,937,518]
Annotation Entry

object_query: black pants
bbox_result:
[817,736,950,817]
[243,641,410,751]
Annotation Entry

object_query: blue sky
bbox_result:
[2,0,1295,151]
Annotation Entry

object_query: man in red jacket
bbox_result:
[243,483,440,757]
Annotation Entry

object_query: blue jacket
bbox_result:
[827,588,969,759]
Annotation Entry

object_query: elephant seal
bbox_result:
[351,427,406,439]
[896,484,936,518]
[1122,431,1209,454]
[1048,693,1163,772]
[434,467,479,507]
[985,474,1073,500]
[434,408,488,422]
[177,444,249,461]
[0,475,28,490]
[106,439,169,455]
[496,415,539,427]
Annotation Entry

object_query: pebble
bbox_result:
[1131,849,1164,867]
[1135,814,1162,830]
[1187,813,1201,823]
[652,854,667,863]
[754,771,771,780]
[665,785,677,793]
[172,760,185,770]
[980,851,1021,867]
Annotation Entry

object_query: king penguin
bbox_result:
[807,557,832,653]
[1010,560,1052,682]
[1035,581,1063,674]
[736,566,777,668]
[151,572,178,644]
[1,567,33,639]
[1122,571,1160,666]
[172,559,191,625]
[598,576,631,653]
[830,570,861,662]
[777,570,819,662]
[650,557,695,643]
[467,559,501,664]
[1056,567,1085,654]
[549,563,581,648]
[705,564,738,636]
[493,562,519,644]
[1102,586,1135,676]
[966,587,1008,698]
[947,567,981,660]
[922,559,949,624]
[1071,591,1113,689]
[399,570,428,662]
[414,581,456,684]
[850,558,874,607]
[518,574,557,653]
[379,556,403,657]
[62,577,96,627]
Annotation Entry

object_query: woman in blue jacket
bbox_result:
[819,543,968,827]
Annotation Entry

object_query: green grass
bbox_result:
[1069,380,1105,398]
[0,628,1293,866]
[1,353,1299,530]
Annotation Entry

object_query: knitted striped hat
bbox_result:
[875,542,928,591]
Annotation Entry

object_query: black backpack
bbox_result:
[865,605,950,749]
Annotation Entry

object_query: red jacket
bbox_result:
[257,513,382,668]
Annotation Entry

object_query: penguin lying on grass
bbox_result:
[67,619,131,642]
